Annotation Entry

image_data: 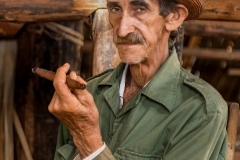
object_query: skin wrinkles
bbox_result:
[107,0,170,87]
[107,0,150,12]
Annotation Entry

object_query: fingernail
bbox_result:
[64,63,69,66]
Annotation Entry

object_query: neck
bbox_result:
[122,32,170,106]
[122,46,169,106]
[129,41,169,88]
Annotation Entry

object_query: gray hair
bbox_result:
[158,0,178,17]
[157,0,183,63]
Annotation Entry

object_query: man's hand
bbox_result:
[48,63,103,158]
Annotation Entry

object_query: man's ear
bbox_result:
[165,4,188,31]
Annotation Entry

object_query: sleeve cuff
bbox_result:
[74,142,106,160]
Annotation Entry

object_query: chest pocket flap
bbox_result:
[57,144,76,160]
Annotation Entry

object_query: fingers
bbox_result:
[69,71,78,80]
[53,63,72,98]
[48,92,59,114]
[71,87,96,110]
[52,63,95,112]
[64,79,92,110]
[69,71,87,87]
[69,71,90,104]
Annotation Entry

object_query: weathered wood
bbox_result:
[13,108,33,160]
[227,102,239,160]
[0,0,106,22]
[182,36,202,70]
[14,31,35,160]
[92,9,120,75]
[0,22,24,37]
[184,20,240,37]
[0,41,4,160]
[199,0,240,22]
[0,0,239,22]
[228,68,240,76]
[14,21,85,160]
[183,48,240,60]
[0,40,17,160]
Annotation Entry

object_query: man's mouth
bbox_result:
[115,32,145,45]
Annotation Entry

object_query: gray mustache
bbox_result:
[115,33,145,44]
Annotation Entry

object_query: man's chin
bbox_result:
[116,45,146,64]
[120,56,146,65]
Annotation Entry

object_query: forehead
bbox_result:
[107,0,159,6]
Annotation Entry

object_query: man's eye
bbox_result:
[135,7,146,13]
[110,7,121,13]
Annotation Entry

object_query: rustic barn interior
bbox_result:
[0,0,240,160]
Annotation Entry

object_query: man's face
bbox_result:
[107,0,167,64]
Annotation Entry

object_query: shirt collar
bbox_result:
[98,48,181,113]
[98,62,126,86]
[141,48,181,112]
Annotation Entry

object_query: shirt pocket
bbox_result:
[114,148,162,160]
[57,143,76,160]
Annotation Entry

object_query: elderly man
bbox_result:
[49,0,228,159]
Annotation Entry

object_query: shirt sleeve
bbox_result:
[93,146,116,160]
[73,143,106,160]
[54,123,115,160]
[74,145,116,160]
[163,112,228,160]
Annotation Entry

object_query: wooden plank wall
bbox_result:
[13,21,86,159]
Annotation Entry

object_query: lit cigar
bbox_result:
[32,68,86,90]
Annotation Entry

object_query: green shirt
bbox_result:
[54,49,228,160]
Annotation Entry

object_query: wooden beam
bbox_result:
[0,0,106,22]
[184,20,240,37]
[199,0,240,22]
[183,48,240,61]
[0,0,239,22]
[228,68,240,76]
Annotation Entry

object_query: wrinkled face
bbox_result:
[107,0,167,64]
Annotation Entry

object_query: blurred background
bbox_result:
[0,0,239,159]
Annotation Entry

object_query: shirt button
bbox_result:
[96,87,101,94]
[186,77,195,82]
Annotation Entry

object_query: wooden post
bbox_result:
[227,102,239,160]
[0,40,17,160]
[92,9,120,75]
[0,40,4,160]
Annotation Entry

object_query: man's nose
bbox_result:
[117,14,135,37]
